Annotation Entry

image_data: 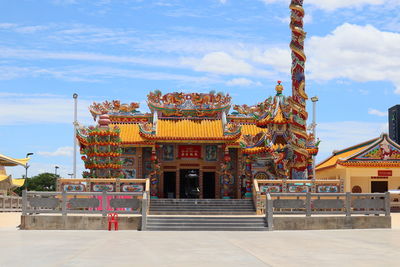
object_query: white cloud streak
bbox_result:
[260,0,385,11]
[38,146,74,157]
[0,94,93,125]
[368,108,387,117]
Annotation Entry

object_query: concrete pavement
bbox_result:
[1,213,400,266]
[0,228,399,266]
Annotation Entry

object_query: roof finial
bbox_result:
[276,80,284,95]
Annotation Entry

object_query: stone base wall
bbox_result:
[273,216,391,230]
[21,215,141,230]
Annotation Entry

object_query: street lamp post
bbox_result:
[24,153,34,190]
[68,173,73,178]
[73,93,78,179]
[310,96,319,180]
[55,166,59,176]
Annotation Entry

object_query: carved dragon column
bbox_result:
[290,0,310,179]
[290,0,308,105]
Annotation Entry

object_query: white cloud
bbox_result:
[307,23,400,93]
[261,23,400,93]
[182,52,253,75]
[0,94,92,125]
[260,0,385,11]
[181,51,273,77]
[368,108,387,117]
[219,0,227,3]
[226,78,261,86]
[0,47,177,68]
[38,147,74,157]
[316,121,387,162]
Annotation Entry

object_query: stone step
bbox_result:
[147,222,265,227]
[147,215,265,221]
[150,207,254,210]
[149,211,256,215]
[151,199,252,203]
[146,226,267,231]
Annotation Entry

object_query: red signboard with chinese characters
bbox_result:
[178,145,201,159]
[378,170,392,176]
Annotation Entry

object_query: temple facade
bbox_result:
[72,83,319,199]
[65,0,325,199]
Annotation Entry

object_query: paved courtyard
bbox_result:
[0,213,399,267]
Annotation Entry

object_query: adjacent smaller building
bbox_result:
[0,154,28,195]
[316,133,400,193]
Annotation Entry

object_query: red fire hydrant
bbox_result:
[108,213,119,231]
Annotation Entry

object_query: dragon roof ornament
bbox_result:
[147,90,231,117]
[89,100,140,121]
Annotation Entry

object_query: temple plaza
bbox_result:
[0,213,400,266]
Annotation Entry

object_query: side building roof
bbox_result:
[316,133,400,170]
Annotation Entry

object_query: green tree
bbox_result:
[14,172,58,195]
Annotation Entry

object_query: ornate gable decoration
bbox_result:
[89,100,140,121]
[338,134,400,166]
[147,90,231,117]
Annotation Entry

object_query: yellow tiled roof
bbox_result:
[0,154,29,167]
[110,124,146,143]
[12,178,25,187]
[316,139,377,170]
[240,124,266,136]
[156,119,224,139]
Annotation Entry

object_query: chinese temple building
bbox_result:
[316,133,400,193]
[0,154,28,195]
[62,0,331,198]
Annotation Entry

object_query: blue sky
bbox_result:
[1,0,398,178]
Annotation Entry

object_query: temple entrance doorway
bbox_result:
[180,169,200,199]
[163,172,176,198]
[203,172,215,199]
[371,181,388,193]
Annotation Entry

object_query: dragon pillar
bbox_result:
[290,0,308,105]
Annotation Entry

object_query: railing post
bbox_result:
[345,192,351,217]
[62,190,67,216]
[1,195,4,211]
[22,190,27,215]
[141,192,148,231]
[385,191,391,216]
[265,193,273,231]
[306,192,311,217]
[102,190,108,217]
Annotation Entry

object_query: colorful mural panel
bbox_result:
[121,184,143,192]
[122,169,136,178]
[317,185,339,193]
[92,184,114,192]
[162,145,174,161]
[260,185,281,193]
[288,185,309,193]
[63,184,85,192]
[205,145,217,161]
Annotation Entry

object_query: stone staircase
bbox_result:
[146,199,267,231]
[149,199,256,215]
[146,216,267,231]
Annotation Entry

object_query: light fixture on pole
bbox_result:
[55,166,59,176]
[310,96,319,180]
[24,153,33,190]
[68,173,73,178]
[73,93,78,179]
